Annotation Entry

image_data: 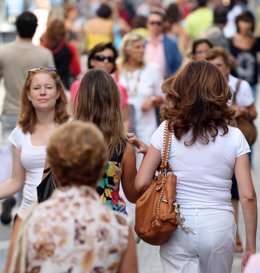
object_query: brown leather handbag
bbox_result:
[135,121,182,245]
[233,80,257,145]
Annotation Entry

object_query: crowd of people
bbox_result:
[0,0,259,272]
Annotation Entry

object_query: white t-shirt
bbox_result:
[119,63,163,144]
[9,126,46,215]
[151,121,250,211]
[228,74,254,106]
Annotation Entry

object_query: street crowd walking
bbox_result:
[0,0,259,272]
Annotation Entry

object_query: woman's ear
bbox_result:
[27,91,32,101]
[90,59,95,68]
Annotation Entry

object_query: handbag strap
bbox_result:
[160,120,172,172]
[232,79,241,104]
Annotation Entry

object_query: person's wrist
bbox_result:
[151,96,157,105]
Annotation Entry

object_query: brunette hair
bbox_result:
[161,61,234,145]
[205,47,230,66]
[118,32,145,70]
[235,10,255,33]
[191,38,213,55]
[47,121,107,187]
[74,69,127,158]
[88,42,118,73]
[18,69,69,133]
[43,19,66,48]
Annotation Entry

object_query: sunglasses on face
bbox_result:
[93,55,115,63]
[28,67,57,74]
[149,21,163,26]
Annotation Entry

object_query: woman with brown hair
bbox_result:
[0,67,69,217]
[135,61,257,273]
[70,42,131,131]
[41,19,81,90]
[74,69,139,214]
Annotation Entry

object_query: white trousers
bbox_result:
[160,208,236,273]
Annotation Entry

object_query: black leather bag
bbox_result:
[37,168,58,203]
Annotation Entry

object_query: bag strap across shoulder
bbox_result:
[232,79,242,104]
[160,120,172,171]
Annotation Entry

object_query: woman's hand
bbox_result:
[242,249,256,272]
[141,97,155,112]
[127,133,149,155]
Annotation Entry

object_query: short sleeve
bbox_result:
[8,126,23,149]
[236,80,254,106]
[235,128,251,157]
[150,121,166,151]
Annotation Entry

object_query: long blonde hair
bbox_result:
[74,69,127,158]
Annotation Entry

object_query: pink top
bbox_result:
[70,79,128,107]
[145,35,166,78]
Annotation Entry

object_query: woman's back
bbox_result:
[151,121,250,210]
[97,142,127,214]
[26,186,130,273]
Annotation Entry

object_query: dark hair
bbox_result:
[235,10,255,33]
[165,3,181,24]
[196,0,208,7]
[161,61,234,145]
[88,42,118,73]
[191,38,213,55]
[96,3,112,19]
[132,15,147,29]
[213,6,228,24]
[15,11,38,38]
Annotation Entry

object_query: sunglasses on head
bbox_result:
[28,67,57,74]
[149,21,162,26]
[93,55,115,63]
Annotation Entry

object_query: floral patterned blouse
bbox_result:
[26,186,130,273]
[97,161,127,215]
[97,145,127,215]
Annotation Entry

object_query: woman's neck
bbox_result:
[126,60,143,72]
[35,110,56,126]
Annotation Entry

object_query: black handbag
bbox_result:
[37,168,58,203]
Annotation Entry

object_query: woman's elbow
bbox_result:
[240,191,257,204]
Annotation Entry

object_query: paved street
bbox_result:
[0,82,259,273]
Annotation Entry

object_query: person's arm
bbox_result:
[118,228,138,273]
[0,146,25,199]
[141,95,164,112]
[122,105,131,132]
[120,143,139,203]
[232,103,257,120]
[234,154,257,271]
[4,217,22,273]
[135,145,161,194]
[128,133,149,155]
